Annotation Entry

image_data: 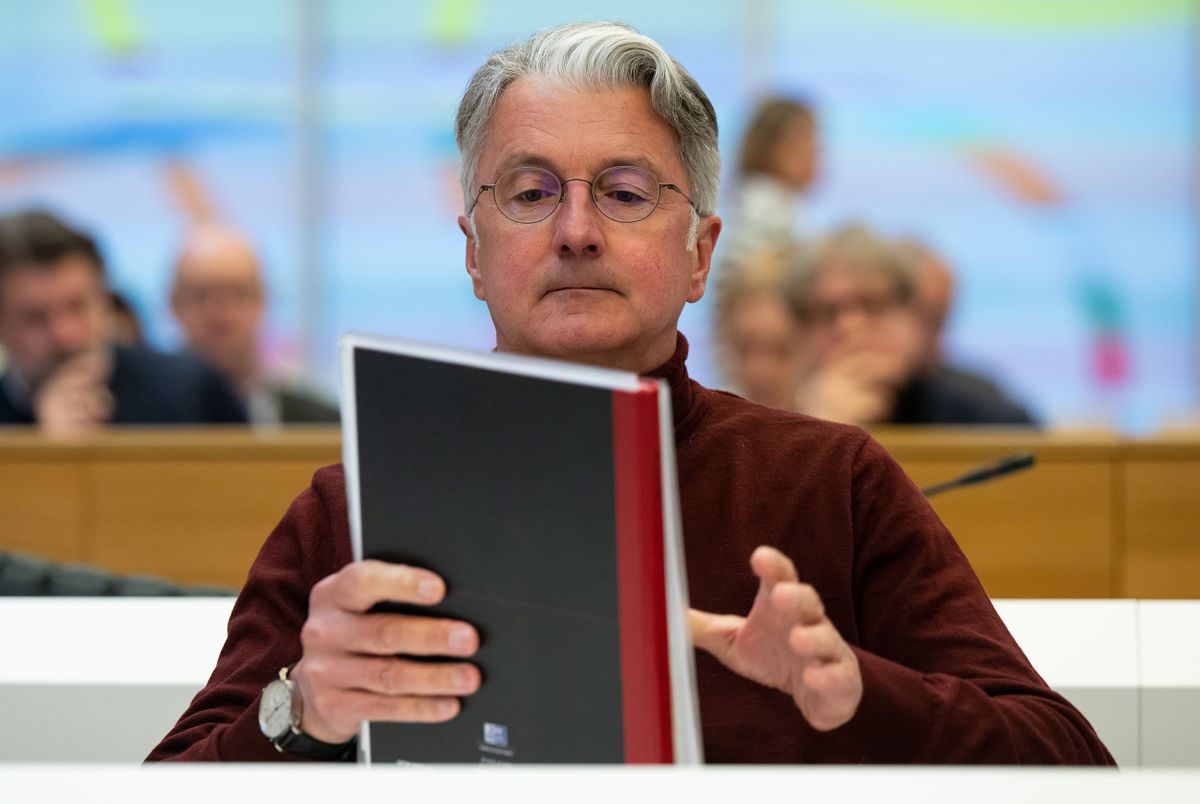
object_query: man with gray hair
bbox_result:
[149,22,1109,764]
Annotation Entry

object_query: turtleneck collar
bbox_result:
[644,331,696,429]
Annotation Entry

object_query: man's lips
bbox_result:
[542,285,620,297]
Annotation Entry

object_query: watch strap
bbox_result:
[263,665,356,761]
[274,725,357,761]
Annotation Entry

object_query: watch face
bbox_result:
[259,679,295,740]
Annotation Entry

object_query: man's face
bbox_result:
[171,254,264,379]
[460,79,721,373]
[0,255,110,385]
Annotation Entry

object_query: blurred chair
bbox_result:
[0,550,233,596]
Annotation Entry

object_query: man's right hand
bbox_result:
[33,350,113,436]
[289,559,482,744]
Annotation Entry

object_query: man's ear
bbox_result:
[459,214,486,301]
[687,215,721,304]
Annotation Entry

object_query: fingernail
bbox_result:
[454,667,475,691]
[418,578,441,601]
[449,626,474,653]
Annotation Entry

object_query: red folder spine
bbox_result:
[611,381,672,763]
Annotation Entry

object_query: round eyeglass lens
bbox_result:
[495,168,562,222]
[592,166,660,222]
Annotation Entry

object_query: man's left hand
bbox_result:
[689,545,862,731]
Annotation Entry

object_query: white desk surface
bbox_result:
[0,598,233,684]
[1,598,1198,767]
[991,599,1139,687]
[2,765,1198,803]
[1140,600,1200,687]
[0,598,1195,689]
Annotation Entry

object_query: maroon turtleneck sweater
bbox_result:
[147,335,1113,764]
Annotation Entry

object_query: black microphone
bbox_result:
[922,452,1036,498]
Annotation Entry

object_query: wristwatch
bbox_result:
[258,666,356,760]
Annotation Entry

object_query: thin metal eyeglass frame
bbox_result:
[469,165,697,224]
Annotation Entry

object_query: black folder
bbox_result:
[340,334,701,764]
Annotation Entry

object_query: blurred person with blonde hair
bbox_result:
[713,247,805,411]
[790,226,1035,426]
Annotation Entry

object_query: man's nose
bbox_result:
[551,181,605,258]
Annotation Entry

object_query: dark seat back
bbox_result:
[0,551,234,596]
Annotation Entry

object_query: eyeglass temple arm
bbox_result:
[468,184,496,213]
[661,183,698,212]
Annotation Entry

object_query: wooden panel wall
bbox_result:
[0,428,341,589]
[1,427,1197,597]
[1121,439,1200,598]
[876,431,1121,598]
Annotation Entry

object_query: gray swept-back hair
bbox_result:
[455,21,720,219]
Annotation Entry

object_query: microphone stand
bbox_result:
[922,452,1036,498]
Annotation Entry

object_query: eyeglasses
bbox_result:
[799,293,905,327]
[471,165,696,224]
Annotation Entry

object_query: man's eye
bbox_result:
[608,188,650,204]
[513,189,553,204]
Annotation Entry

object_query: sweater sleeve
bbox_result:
[837,436,1114,765]
[146,469,346,762]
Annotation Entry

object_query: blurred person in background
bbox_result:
[107,289,145,347]
[900,239,1037,419]
[713,247,805,410]
[790,225,1036,426]
[903,239,956,373]
[169,223,338,425]
[0,209,247,434]
[719,96,819,269]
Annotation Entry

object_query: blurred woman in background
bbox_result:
[719,96,819,269]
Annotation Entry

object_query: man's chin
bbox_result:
[536,334,627,363]
[501,320,633,365]
[502,325,685,374]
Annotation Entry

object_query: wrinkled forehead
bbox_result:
[478,79,681,174]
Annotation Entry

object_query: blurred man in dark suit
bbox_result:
[0,209,246,434]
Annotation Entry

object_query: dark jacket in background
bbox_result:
[891,364,1037,426]
[0,345,247,426]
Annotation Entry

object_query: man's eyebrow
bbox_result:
[599,156,663,175]
[490,153,557,178]
[487,154,669,180]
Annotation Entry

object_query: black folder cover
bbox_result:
[340,335,700,765]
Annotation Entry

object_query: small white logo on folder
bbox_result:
[483,722,509,748]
